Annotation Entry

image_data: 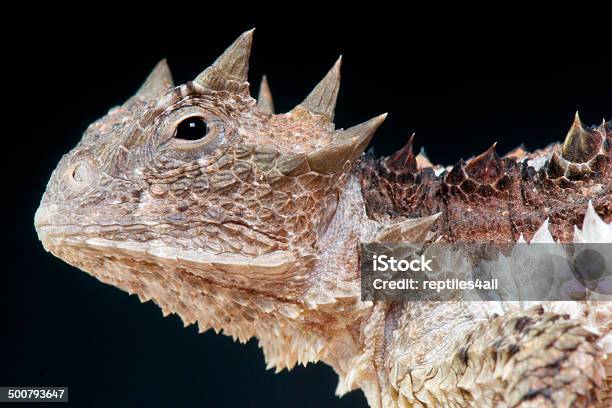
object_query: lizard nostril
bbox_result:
[72,164,85,182]
[65,161,95,187]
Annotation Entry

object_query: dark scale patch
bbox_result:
[508,343,520,356]
[477,184,496,197]
[589,153,609,174]
[514,316,533,332]
[495,174,511,191]
[458,346,469,365]
[546,153,567,179]
[357,123,612,243]
[459,179,478,194]
[446,160,467,185]
[131,188,143,200]
[524,388,552,401]
[566,163,592,180]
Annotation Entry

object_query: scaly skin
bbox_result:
[34,30,611,407]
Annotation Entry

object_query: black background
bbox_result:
[4,9,611,408]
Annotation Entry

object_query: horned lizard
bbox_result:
[35,29,612,407]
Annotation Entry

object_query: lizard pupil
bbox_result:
[175,117,208,141]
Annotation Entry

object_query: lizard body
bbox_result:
[35,30,611,407]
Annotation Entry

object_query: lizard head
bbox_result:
[34,29,385,304]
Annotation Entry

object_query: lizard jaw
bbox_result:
[35,202,304,300]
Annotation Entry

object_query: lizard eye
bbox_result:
[174,117,209,141]
[159,107,227,156]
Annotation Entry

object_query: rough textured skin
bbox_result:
[35,30,611,407]
[359,115,611,244]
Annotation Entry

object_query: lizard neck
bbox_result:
[293,171,388,403]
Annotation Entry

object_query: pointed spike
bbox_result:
[573,111,585,130]
[561,111,601,162]
[445,159,467,185]
[385,133,417,172]
[597,118,609,141]
[504,143,528,160]
[465,142,504,184]
[336,113,387,160]
[531,218,555,244]
[130,59,174,102]
[376,212,442,243]
[580,200,612,243]
[416,147,432,168]
[306,139,353,174]
[603,119,612,144]
[546,151,568,179]
[137,59,174,97]
[562,111,586,157]
[257,75,275,114]
[293,56,342,121]
[307,113,387,174]
[573,225,585,244]
[276,153,309,176]
[194,29,254,93]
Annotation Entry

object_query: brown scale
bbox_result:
[517,115,611,242]
[359,135,447,237]
[438,143,518,242]
[359,114,612,243]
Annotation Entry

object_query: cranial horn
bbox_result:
[335,113,387,160]
[561,111,601,163]
[130,59,174,101]
[306,113,387,174]
[292,56,342,121]
[194,29,254,93]
[257,75,274,114]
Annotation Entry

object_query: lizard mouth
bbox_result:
[35,203,298,285]
[35,203,284,249]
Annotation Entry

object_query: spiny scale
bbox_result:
[292,56,342,121]
[375,212,441,243]
[546,151,568,179]
[445,159,467,185]
[361,111,611,244]
[562,111,603,163]
[257,75,274,114]
[385,133,417,172]
[122,59,174,108]
[134,59,174,99]
[544,113,609,180]
[464,142,504,184]
[306,113,387,174]
[194,29,255,93]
